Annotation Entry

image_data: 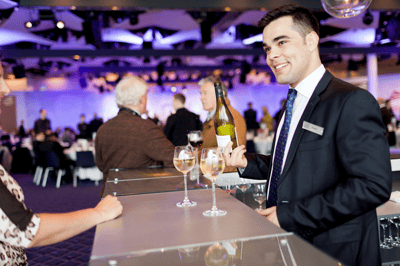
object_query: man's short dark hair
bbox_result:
[174,93,186,104]
[257,4,319,38]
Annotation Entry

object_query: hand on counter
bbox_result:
[257,206,281,228]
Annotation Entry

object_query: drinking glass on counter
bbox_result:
[253,184,267,210]
[200,147,226,216]
[174,146,197,207]
[188,131,203,183]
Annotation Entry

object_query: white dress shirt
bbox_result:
[271,64,326,176]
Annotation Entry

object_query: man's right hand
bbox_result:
[223,141,248,169]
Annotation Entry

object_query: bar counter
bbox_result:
[91,168,341,265]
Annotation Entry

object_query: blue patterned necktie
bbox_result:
[267,88,297,207]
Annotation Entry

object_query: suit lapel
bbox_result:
[279,71,334,181]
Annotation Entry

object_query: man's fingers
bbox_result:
[224,141,233,157]
[256,207,274,216]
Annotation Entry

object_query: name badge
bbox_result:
[302,121,324,136]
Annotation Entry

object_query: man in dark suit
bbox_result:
[77,114,91,139]
[223,5,391,266]
[34,109,51,134]
[95,76,175,196]
[164,93,203,146]
[89,113,103,135]
[244,102,258,132]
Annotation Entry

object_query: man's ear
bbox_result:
[306,31,319,53]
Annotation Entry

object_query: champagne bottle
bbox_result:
[214,81,239,152]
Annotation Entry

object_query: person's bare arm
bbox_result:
[27,195,122,248]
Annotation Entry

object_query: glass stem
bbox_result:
[195,148,200,184]
[184,173,189,202]
[259,203,262,210]
[211,181,217,211]
[383,226,387,244]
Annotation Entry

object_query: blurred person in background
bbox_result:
[60,127,76,146]
[18,120,27,138]
[34,109,51,134]
[77,114,91,140]
[380,98,397,146]
[199,76,246,172]
[244,102,259,132]
[164,93,203,146]
[259,106,274,133]
[0,62,122,265]
[89,113,103,136]
[39,133,75,183]
[95,76,174,196]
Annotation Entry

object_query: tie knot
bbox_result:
[288,88,297,98]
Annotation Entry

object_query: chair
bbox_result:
[41,151,66,188]
[73,151,99,187]
[33,148,46,186]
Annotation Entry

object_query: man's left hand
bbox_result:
[257,207,281,228]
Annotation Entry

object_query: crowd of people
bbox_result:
[0,3,396,266]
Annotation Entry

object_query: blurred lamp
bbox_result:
[56,21,65,29]
[321,0,372,18]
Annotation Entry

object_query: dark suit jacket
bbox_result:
[95,109,175,195]
[240,71,392,266]
[34,118,51,134]
[163,108,203,146]
[244,108,258,130]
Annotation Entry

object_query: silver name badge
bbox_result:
[302,121,324,136]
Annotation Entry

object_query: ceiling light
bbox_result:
[25,20,40,29]
[56,21,65,29]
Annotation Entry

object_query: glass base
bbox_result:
[203,209,227,217]
[177,200,197,207]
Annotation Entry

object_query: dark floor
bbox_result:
[13,173,102,266]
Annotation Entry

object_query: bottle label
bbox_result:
[216,134,231,153]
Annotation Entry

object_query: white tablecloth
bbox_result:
[253,136,273,155]
[65,145,103,182]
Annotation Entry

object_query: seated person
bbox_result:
[95,76,174,195]
[39,133,75,183]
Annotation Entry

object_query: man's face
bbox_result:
[263,16,313,88]
[80,116,85,122]
[41,109,47,119]
[200,81,216,112]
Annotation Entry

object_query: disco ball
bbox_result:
[321,0,372,18]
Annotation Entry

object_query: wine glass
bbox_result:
[200,147,226,216]
[174,146,197,207]
[188,131,203,183]
[253,184,267,210]
[188,130,203,148]
[390,216,400,247]
[380,218,393,249]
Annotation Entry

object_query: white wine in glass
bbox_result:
[253,184,267,210]
[200,147,226,216]
[174,146,196,207]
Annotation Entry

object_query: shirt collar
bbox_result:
[293,64,326,99]
[207,109,216,121]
